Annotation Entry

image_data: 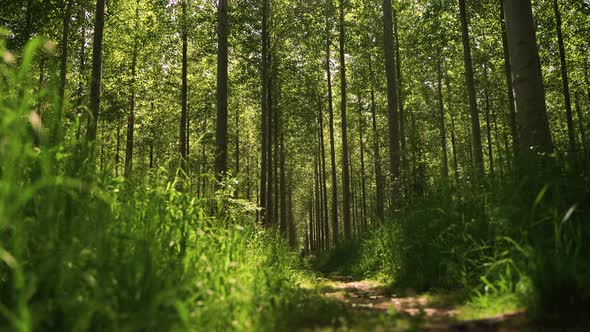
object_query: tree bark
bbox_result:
[458,0,484,177]
[280,128,287,237]
[383,0,401,207]
[437,58,449,179]
[503,0,554,157]
[394,10,406,181]
[325,0,339,243]
[260,0,269,225]
[369,55,385,222]
[499,0,519,158]
[215,0,229,182]
[339,0,352,240]
[124,0,140,179]
[358,96,368,232]
[553,0,577,160]
[87,0,106,142]
[180,0,188,172]
[318,99,330,249]
[483,62,495,177]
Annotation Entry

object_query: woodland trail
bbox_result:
[303,275,530,332]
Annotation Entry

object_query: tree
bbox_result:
[325,0,339,243]
[260,0,269,225]
[458,0,484,176]
[553,0,577,161]
[338,0,352,239]
[503,0,553,157]
[215,0,229,182]
[383,0,401,207]
[180,0,189,172]
[87,0,106,143]
[125,0,141,179]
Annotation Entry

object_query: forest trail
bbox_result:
[305,275,529,331]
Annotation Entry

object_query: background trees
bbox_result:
[1,0,588,250]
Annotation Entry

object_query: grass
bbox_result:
[0,36,328,332]
[315,171,590,326]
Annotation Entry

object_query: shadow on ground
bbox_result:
[285,274,535,332]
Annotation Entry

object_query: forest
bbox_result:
[1,0,589,330]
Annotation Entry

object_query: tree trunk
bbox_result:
[273,102,279,227]
[437,58,449,179]
[124,0,140,179]
[215,0,229,182]
[318,99,331,249]
[326,0,339,244]
[503,0,554,157]
[266,58,274,227]
[574,94,587,162]
[87,0,106,142]
[339,0,352,239]
[394,10,406,182]
[180,0,188,172]
[383,0,401,207]
[483,62,495,177]
[458,0,484,177]
[553,0,577,160]
[58,0,73,116]
[499,0,519,158]
[280,128,287,237]
[115,127,120,176]
[369,55,385,222]
[358,96,368,232]
[260,0,269,225]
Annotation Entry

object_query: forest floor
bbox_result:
[300,275,531,331]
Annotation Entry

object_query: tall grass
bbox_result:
[0,36,307,331]
[318,170,590,324]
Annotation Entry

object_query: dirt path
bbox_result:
[311,275,529,331]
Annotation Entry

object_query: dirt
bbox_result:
[313,275,530,332]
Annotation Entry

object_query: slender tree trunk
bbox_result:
[260,0,269,225]
[459,0,484,177]
[369,55,385,221]
[553,0,577,160]
[314,155,321,250]
[309,186,314,252]
[574,94,587,162]
[483,62,495,177]
[358,96,368,232]
[124,0,140,179]
[394,10,406,182]
[87,0,106,143]
[318,100,330,249]
[235,110,240,177]
[215,0,229,182]
[325,0,339,243]
[280,129,287,237]
[500,0,519,157]
[437,58,449,179]
[115,127,120,176]
[383,0,401,207]
[287,176,296,248]
[266,59,274,227]
[339,0,352,239]
[445,77,459,178]
[149,142,154,169]
[273,103,279,227]
[58,0,73,117]
[180,0,188,172]
[503,0,554,157]
[75,5,86,111]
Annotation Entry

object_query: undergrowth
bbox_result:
[316,172,590,326]
[0,35,316,332]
